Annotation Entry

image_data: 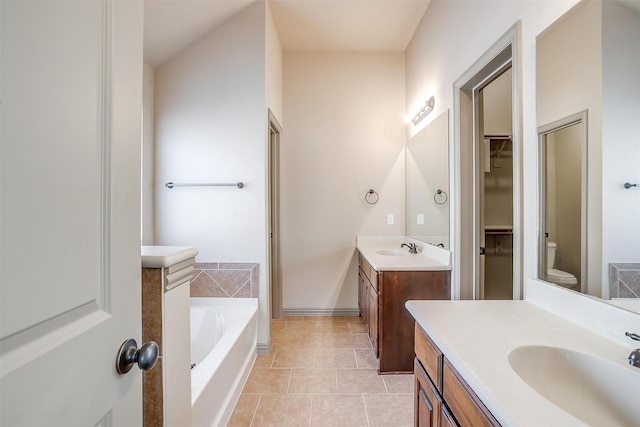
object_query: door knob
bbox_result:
[116,339,159,374]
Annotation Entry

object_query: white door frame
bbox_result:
[268,110,283,320]
[452,23,523,300]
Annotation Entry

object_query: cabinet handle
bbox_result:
[420,389,433,412]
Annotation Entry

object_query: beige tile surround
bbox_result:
[228,316,414,426]
[191,262,259,298]
[609,263,640,298]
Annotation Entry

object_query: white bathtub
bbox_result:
[190,298,258,427]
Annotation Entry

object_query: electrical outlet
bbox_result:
[387,214,394,225]
[417,214,424,225]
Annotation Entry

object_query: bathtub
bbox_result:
[190,298,258,427]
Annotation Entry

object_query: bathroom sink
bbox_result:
[375,249,410,256]
[508,345,640,426]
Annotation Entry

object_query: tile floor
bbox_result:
[228,316,415,427]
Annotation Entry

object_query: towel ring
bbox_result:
[434,189,448,205]
[365,189,379,205]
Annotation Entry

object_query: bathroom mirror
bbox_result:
[406,110,449,248]
[538,112,587,294]
[536,0,640,300]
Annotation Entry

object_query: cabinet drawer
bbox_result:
[442,359,500,427]
[359,253,378,291]
[415,325,443,391]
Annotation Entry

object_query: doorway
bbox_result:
[538,111,587,293]
[453,23,522,300]
[268,110,283,319]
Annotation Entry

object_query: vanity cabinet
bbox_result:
[358,252,450,373]
[414,325,500,427]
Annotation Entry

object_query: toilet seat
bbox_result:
[547,268,578,286]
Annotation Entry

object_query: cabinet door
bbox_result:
[441,405,458,427]
[359,269,369,328]
[368,284,379,357]
[414,358,441,427]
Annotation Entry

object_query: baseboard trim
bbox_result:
[281,308,360,317]
[257,343,271,355]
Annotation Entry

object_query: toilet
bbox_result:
[547,242,578,289]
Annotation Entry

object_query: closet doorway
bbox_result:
[478,70,514,300]
[453,24,522,300]
[268,110,283,319]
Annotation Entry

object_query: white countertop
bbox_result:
[141,246,199,268]
[356,236,451,271]
[405,279,640,426]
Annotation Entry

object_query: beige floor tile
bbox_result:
[253,352,276,368]
[272,348,315,368]
[355,349,379,369]
[288,368,337,393]
[277,316,303,321]
[302,315,329,321]
[271,334,301,348]
[349,321,367,333]
[364,394,414,426]
[336,369,387,394]
[334,333,372,348]
[310,394,368,427]
[316,321,350,333]
[227,393,260,427]
[383,374,415,394]
[296,334,335,349]
[243,368,291,394]
[314,348,357,368]
[331,316,361,322]
[252,394,312,427]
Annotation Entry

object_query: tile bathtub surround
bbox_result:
[191,262,259,298]
[609,263,640,298]
[228,316,414,427]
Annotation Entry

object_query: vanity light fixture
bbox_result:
[410,96,435,125]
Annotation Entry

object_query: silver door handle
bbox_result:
[116,339,159,374]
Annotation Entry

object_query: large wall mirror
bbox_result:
[406,110,450,248]
[537,0,640,301]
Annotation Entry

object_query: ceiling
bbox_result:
[144,0,431,68]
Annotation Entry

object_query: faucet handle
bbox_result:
[626,332,640,341]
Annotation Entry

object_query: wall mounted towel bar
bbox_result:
[624,183,638,189]
[165,182,244,189]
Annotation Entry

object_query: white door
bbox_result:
[1,1,144,426]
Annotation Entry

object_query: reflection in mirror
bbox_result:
[538,112,587,294]
[536,0,640,303]
[406,110,449,248]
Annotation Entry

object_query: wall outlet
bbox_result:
[387,214,394,225]
[417,213,424,225]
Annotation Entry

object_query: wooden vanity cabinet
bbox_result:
[414,325,500,427]
[358,252,450,373]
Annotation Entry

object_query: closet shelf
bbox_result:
[485,225,513,235]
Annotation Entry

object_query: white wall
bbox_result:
[154,2,273,345]
[281,52,405,312]
[265,2,283,122]
[142,63,155,245]
[405,0,583,297]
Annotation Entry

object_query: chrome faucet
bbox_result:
[625,332,640,368]
[401,243,418,254]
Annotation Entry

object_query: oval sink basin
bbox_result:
[375,249,409,256]
[508,345,640,426]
